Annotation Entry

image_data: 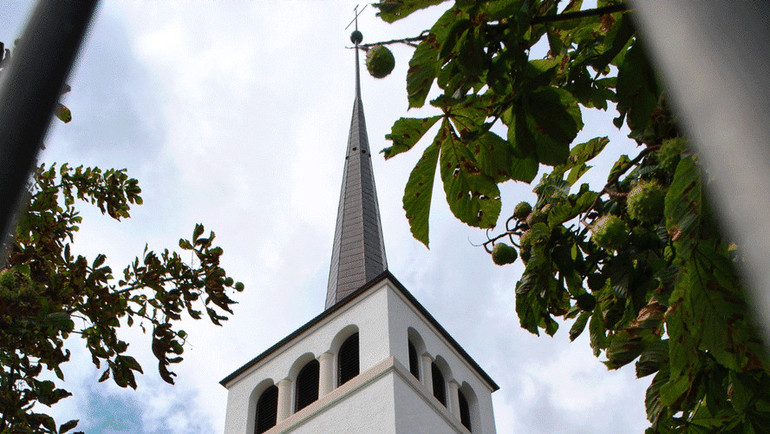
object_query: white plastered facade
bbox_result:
[221,274,497,433]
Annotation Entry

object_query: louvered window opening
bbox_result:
[255,385,278,434]
[338,333,359,386]
[431,362,446,406]
[295,360,319,412]
[408,341,419,380]
[459,389,472,432]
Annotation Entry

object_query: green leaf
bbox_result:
[505,88,583,167]
[589,304,606,356]
[525,57,562,87]
[569,311,590,341]
[661,275,699,406]
[684,240,767,372]
[374,0,447,23]
[607,154,630,182]
[546,26,564,56]
[179,238,193,250]
[403,140,441,247]
[438,120,501,229]
[503,104,535,158]
[93,253,106,268]
[99,368,110,383]
[407,37,440,108]
[645,368,669,427]
[635,340,668,378]
[616,40,659,132]
[46,312,75,333]
[574,189,599,213]
[486,0,525,21]
[56,104,72,123]
[664,156,701,254]
[119,355,144,373]
[558,136,609,185]
[59,419,80,433]
[382,116,441,159]
[471,131,515,182]
[528,88,583,166]
[192,224,204,243]
[438,18,471,60]
[457,28,485,76]
[510,155,539,183]
[466,125,537,183]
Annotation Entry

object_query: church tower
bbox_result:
[220,25,498,434]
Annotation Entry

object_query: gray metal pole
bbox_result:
[0,0,100,265]
[630,2,770,338]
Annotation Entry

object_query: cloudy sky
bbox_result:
[2,2,650,433]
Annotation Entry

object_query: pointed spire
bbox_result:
[325,27,387,309]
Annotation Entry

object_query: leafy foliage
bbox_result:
[372,1,770,431]
[0,165,243,433]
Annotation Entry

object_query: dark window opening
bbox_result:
[431,362,446,406]
[295,359,319,412]
[255,385,278,434]
[459,389,472,431]
[408,341,419,380]
[338,333,359,386]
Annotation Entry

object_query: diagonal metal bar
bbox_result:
[630,1,770,339]
[0,0,100,266]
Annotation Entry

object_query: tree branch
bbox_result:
[358,30,430,50]
[361,5,629,51]
[531,5,629,25]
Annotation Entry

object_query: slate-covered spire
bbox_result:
[325,30,387,310]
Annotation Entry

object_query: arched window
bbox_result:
[458,389,472,432]
[338,333,359,386]
[408,340,419,380]
[431,362,446,406]
[295,359,319,412]
[254,385,278,434]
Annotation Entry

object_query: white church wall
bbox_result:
[284,369,397,433]
[384,282,497,433]
[392,368,467,434]
[223,283,393,433]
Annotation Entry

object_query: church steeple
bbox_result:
[325,27,387,310]
[222,14,498,432]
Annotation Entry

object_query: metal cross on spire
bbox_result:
[346,4,367,34]
[347,4,366,48]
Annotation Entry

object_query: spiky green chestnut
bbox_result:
[526,204,550,227]
[627,180,665,223]
[519,230,533,251]
[518,231,533,264]
[0,270,14,288]
[657,137,686,173]
[491,243,518,265]
[366,45,395,79]
[513,202,532,220]
[591,215,628,251]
